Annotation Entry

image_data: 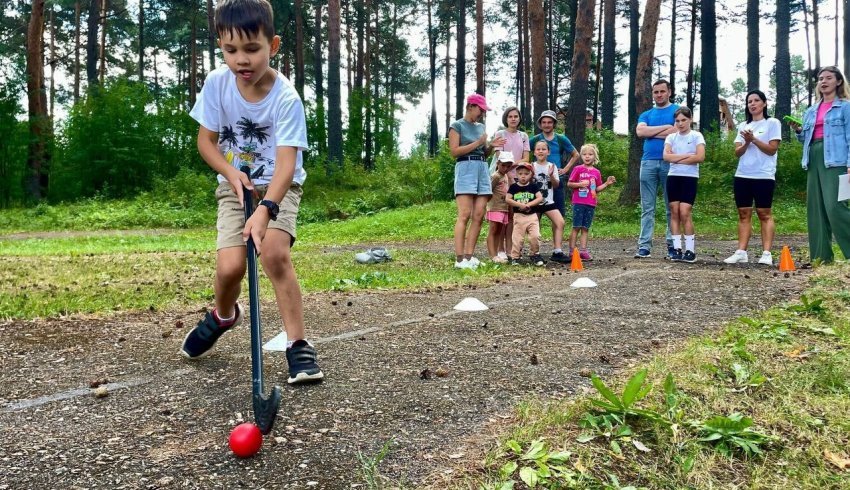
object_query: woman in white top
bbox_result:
[724,90,782,266]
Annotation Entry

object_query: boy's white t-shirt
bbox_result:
[664,130,705,178]
[733,118,781,180]
[532,161,558,205]
[189,66,308,186]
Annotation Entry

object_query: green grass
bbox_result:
[450,264,850,489]
[0,195,811,320]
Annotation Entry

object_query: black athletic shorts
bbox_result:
[666,175,699,205]
[535,202,560,215]
[733,177,775,209]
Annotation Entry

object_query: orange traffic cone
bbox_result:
[570,247,584,272]
[779,245,796,272]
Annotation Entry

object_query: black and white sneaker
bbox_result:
[180,304,244,359]
[550,251,570,263]
[682,250,697,263]
[670,249,684,262]
[531,254,545,266]
[286,339,325,384]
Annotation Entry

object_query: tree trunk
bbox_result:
[456,0,466,120]
[445,14,452,135]
[98,0,107,84]
[74,0,81,101]
[686,0,696,110]
[529,0,547,123]
[313,1,326,154]
[746,0,759,90]
[801,0,813,105]
[844,0,849,76]
[189,12,198,106]
[669,0,676,99]
[428,0,438,155]
[620,0,661,205]
[294,0,305,96]
[355,0,364,89]
[565,0,596,147]
[363,0,374,170]
[137,0,144,82]
[775,0,792,140]
[327,0,343,167]
[86,0,99,86]
[49,8,55,119]
[207,0,215,70]
[699,0,718,132]
[26,0,51,201]
[547,0,554,109]
[517,0,527,125]
[592,0,602,125]
[601,0,615,128]
[565,0,578,70]
[522,0,531,125]
[812,0,821,70]
[345,0,352,93]
[475,0,484,95]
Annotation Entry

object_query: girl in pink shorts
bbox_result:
[486,152,516,263]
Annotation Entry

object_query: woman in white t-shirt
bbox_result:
[724,90,782,266]
[663,107,705,263]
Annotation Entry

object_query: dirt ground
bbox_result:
[0,238,811,489]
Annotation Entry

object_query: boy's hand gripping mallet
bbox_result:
[241,166,282,435]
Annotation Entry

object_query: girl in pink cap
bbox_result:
[448,93,506,269]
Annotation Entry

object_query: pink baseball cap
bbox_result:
[466,93,490,111]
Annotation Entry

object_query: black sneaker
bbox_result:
[666,245,677,260]
[550,251,570,263]
[670,248,684,262]
[634,248,651,258]
[531,254,545,266]
[286,339,324,384]
[682,250,697,263]
[509,257,522,266]
[180,304,244,359]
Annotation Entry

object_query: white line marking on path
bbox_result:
[3,269,644,412]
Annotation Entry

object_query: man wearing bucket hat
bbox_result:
[529,111,580,219]
[448,93,507,269]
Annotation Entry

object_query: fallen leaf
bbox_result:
[448,453,465,459]
[435,367,449,378]
[632,439,651,453]
[824,450,850,471]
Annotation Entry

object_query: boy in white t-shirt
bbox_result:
[663,107,706,263]
[181,0,322,384]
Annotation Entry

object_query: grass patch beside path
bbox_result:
[447,264,850,489]
[0,249,547,320]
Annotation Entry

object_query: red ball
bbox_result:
[229,423,263,458]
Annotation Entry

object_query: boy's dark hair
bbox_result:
[652,79,671,90]
[215,0,275,41]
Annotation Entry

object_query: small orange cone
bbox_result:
[779,246,796,272]
[570,247,584,272]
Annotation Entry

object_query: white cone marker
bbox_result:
[570,277,597,288]
[453,297,489,311]
[262,331,289,351]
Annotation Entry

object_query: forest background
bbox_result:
[0,0,848,222]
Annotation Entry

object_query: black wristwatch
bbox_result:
[258,199,279,221]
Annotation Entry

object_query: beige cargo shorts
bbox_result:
[215,181,302,250]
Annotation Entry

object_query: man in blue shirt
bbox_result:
[634,80,679,259]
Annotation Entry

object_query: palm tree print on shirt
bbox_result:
[220,118,273,179]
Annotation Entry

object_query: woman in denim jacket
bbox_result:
[790,66,850,262]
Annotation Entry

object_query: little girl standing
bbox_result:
[663,107,706,263]
[567,144,616,260]
[486,152,516,263]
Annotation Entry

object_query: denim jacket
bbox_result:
[796,98,850,169]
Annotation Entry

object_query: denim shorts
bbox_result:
[571,203,596,229]
[454,159,493,196]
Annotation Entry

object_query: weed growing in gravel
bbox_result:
[358,439,393,489]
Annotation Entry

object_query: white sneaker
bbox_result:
[758,251,773,266]
[454,259,471,269]
[723,250,749,264]
[468,256,481,268]
[497,251,508,260]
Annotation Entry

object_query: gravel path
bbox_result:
[0,238,810,489]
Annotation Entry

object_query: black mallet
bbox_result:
[241,166,282,435]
